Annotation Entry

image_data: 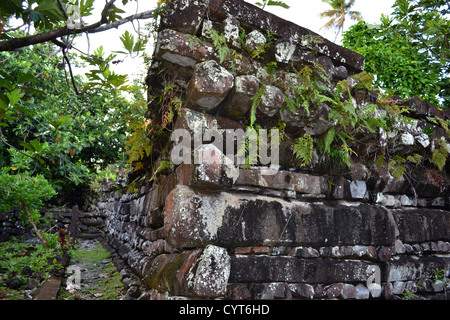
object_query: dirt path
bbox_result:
[57,239,125,300]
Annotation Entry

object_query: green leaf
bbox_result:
[6,88,24,106]
[106,4,125,23]
[392,164,406,180]
[17,72,38,84]
[293,134,313,167]
[267,1,290,9]
[324,127,335,155]
[407,153,423,165]
[120,30,135,53]
[34,0,66,21]
[431,146,448,171]
[79,0,95,16]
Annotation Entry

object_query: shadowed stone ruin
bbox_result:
[5,0,447,300]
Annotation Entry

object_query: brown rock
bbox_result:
[187,60,235,113]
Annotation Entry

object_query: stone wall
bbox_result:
[87,0,449,300]
[0,207,71,243]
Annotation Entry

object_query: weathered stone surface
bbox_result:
[209,0,365,72]
[164,185,397,248]
[161,0,208,34]
[274,41,298,64]
[226,283,251,300]
[384,255,450,282]
[405,96,450,120]
[280,103,332,135]
[250,283,290,299]
[230,256,375,284]
[334,65,348,80]
[142,245,230,298]
[355,284,370,299]
[341,283,357,299]
[235,168,327,195]
[187,60,235,113]
[173,108,246,137]
[175,144,240,189]
[223,15,241,48]
[317,56,335,77]
[392,208,450,243]
[244,30,266,53]
[258,85,284,117]
[292,246,320,258]
[223,75,260,119]
[349,180,367,199]
[156,29,215,68]
[289,283,315,299]
[191,245,231,297]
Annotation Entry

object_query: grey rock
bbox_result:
[355,284,370,300]
[341,284,357,299]
[350,180,367,199]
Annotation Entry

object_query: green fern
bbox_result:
[293,134,313,167]
[249,85,266,127]
[255,0,290,9]
[236,128,260,169]
[388,155,406,180]
[150,160,173,181]
[431,144,448,171]
[406,153,423,165]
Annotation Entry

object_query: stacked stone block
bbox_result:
[87,0,449,300]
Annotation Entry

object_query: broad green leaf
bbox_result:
[6,88,24,106]
[35,0,66,21]
[120,30,135,53]
[79,0,95,16]
[17,72,38,84]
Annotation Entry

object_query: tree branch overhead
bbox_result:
[0,9,154,51]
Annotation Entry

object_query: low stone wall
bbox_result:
[87,0,450,300]
[0,207,72,242]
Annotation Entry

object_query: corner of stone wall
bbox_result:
[86,0,450,300]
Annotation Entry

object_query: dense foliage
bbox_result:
[0,40,140,198]
[342,0,449,108]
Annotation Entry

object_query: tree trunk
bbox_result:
[24,205,47,245]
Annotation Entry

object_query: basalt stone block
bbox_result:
[156,29,215,68]
[174,107,246,136]
[405,96,450,120]
[317,56,335,77]
[209,0,365,72]
[230,256,377,284]
[186,60,234,113]
[258,85,284,118]
[280,102,332,135]
[223,15,241,48]
[391,208,450,243]
[244,30,266,53]
[164,185,397,249]
[161,0,208,35]
[383,255,450,282]
[223,75,260,119]
[175,144,240,189]
[235,168,327,195]
[142,245,230,298]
